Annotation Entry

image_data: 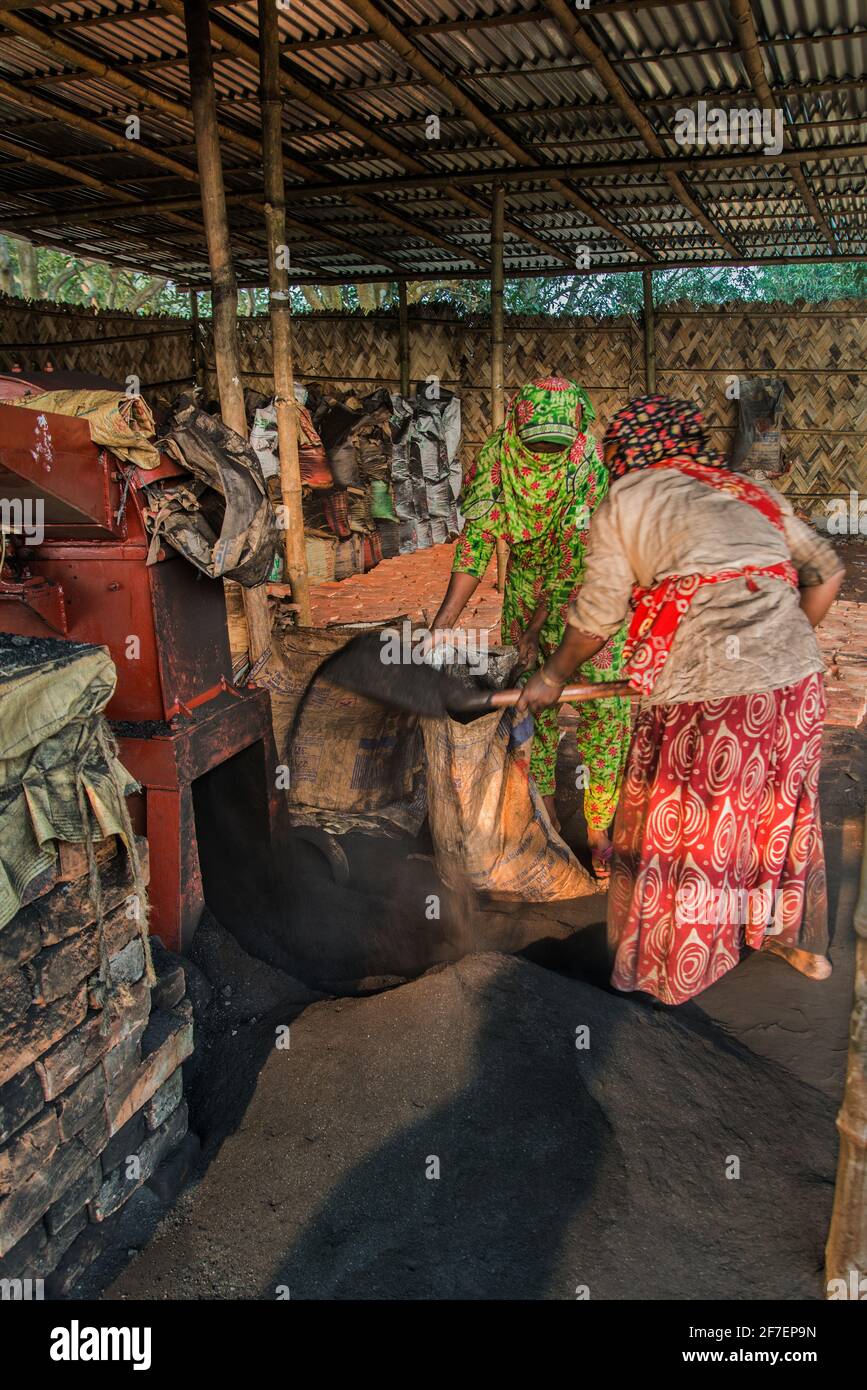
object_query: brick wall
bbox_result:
[0,838,192,1295]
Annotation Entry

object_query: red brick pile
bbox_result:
[310,541,503,633]
[0,837,192,1294]
[817,599,867,729]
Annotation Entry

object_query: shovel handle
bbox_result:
[487,679,632,709]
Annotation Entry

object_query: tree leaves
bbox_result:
[0,241,864,319]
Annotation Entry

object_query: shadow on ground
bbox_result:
[105,945,838,1301]
[96,678,862,1302]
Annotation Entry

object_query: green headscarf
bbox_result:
[460,376,597,544]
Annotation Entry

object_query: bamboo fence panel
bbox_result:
[0,294,195,402]
[654,301,867,499]
[2,297,864,503]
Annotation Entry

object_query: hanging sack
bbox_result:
[422,703,594,902]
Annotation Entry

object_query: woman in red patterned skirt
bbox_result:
[518,396,845,1005]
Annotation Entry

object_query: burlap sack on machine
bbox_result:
[142,392,278,585]
[256,621,426,839]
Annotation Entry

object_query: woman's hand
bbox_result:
[514,600,548,675]
[516,665,565,715]
[515,625,609,715]
[514,629,540,675]
[799,568,844,627]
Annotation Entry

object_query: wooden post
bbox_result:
[642,266,656,394]
[491,183,507,593]
[398,279,410,398]
[189,288,205,389]
[258,0,311,626]
[825,805,867,1296]
[183,0,272,666]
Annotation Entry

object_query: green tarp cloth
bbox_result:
[12,389,161,470]
[0,634,139,932]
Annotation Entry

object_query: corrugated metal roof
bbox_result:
[0,0,864,284]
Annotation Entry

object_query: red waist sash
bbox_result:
[623,458,799,696]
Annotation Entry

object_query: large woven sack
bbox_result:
[361,531,382,571]
[254,623,425,836]
[322,490,351,539]
[376,519,401,558]
[304,533,337,582]
[334,534,363,580]
[421,707,595,901]
[346,485,373,533]
[297,405,333,488]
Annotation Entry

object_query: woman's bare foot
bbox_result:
[542,794,561,833]
[761,939,832,980]
[588,828,613,887]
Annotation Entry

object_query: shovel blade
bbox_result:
[320,630,480,718]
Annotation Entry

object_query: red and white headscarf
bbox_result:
[603,395,725,481]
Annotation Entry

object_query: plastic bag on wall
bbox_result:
[732,378,786,476]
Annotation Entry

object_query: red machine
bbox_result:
[0,396,281,953]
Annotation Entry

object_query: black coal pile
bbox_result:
[106,951,837,1301]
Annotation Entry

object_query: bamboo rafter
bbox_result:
[0,0,862,280]
[728,0,838,251]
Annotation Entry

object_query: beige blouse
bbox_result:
[567,468,844,705]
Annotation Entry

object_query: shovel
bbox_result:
[317,629,630,718]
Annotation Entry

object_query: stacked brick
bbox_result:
[0,836,192,1292]
[817,599,867,729]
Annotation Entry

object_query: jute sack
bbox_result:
[254,624,426,836]
[421,706,595,901]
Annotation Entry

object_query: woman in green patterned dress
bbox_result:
[430,376,630,881]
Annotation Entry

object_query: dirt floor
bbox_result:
[105,951,842,1302]
[86,536,865,1302]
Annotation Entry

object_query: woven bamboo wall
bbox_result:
[214,302,866,499]
[654,301,867,500]
[2,296,864,501]
[212,307,645,451]
[0,295,195,404]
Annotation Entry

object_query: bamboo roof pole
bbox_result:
[155,0,572,269]
[182,0,246,435]
[0,134,211,268]
[490,185,508,595]
[183,0,271,667]
[254,138,867,201]
[398,280,410,398]
[155,0,493,270]
[0,76,199,187]
[342,0,650,261]
[728,0,837,250]
[0,10,264,162]
[212,251,867,290]
[0,11,406,276]
[258,0,310,627]
[189,289,205,389]
[0,76,270,257]
[542,0,740,258]
[642,268,656,393]
[0,192,256,231]
[347,194,487,270]
[11,29,860,123]
[825,806,867,1297]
